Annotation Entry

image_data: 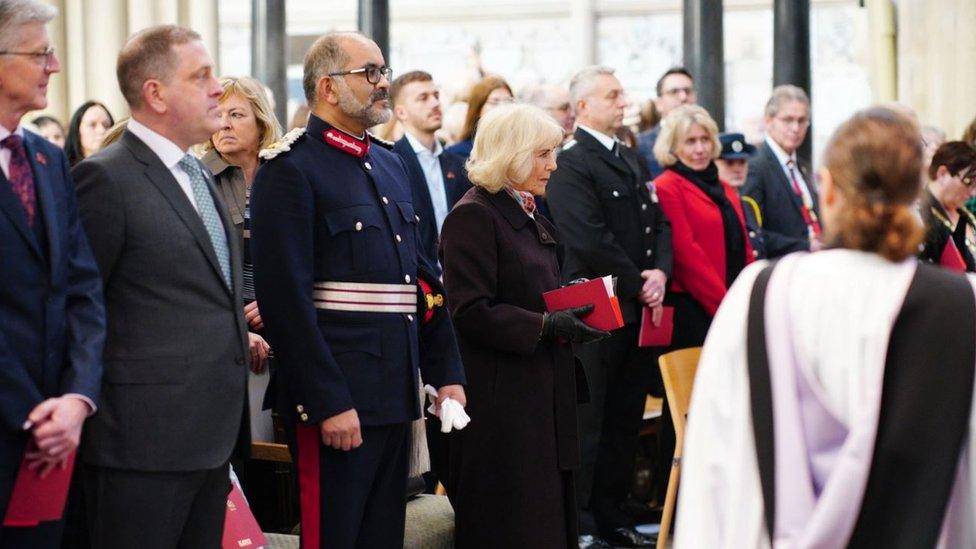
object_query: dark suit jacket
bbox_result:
[440,186,579,546]
[742,141,818,258]
[74,130,249,472]
[0,129,104,513]
[636,126,664,179]
[392,136,471,273]
[546,128,673,324]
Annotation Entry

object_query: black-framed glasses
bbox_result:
[0,46,56,68]
[328,65,392,85]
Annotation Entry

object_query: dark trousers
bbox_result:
[1,521,65,547]
[292,422,409,549]
[577,325,660,534]
[83,462,230,549]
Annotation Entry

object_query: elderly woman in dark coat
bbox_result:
[440,104,609,549]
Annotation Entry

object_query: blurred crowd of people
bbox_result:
[3,0,976,547]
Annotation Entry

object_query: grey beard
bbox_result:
[337,84,391,127]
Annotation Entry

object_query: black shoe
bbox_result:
[599,526,655,548]
[579,534,613,549]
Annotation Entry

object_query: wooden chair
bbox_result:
[656,347,702,549]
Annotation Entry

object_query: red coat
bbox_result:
[654,169,754,316]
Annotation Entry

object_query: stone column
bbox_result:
[897,0,976,138]
[683,0,725,130]
[773,0,811,161]
[570,0,596,68]
[358,0,389,61]
[866,0,896,103]
[251,0,287,127]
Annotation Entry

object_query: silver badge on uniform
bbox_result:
[646,181,659,203]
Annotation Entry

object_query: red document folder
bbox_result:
[2,447,76,527]
[639,306,674,347]
[941,239,968,273]
[222,482,267,549]
[542,276,624,331]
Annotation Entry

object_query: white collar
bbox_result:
[127,117,192,169]
[404,130,442,157]
[578,124,617,151]
[0,124,25,142]
[765,135,797,167]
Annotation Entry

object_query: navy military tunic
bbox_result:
[250,114,465,548]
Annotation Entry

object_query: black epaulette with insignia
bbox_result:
[367,132,395,151]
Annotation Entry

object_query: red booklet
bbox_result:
[543,276,624,331]
[222,483,266,549]
[639,306,674,347]
[3,447,76,527]
[941,239,968,273]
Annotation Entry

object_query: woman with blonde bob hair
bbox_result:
[440,104,609,548]
[200,76,283,375]
[677,107,976,548]
[652,104,754,349]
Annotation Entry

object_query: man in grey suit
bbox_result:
[73,25,249,548]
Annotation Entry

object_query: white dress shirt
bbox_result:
[766,135,814,207]
[404,131,449,233]
[0,124,25,179]
[577,124,617,151]
[127,117,200,212]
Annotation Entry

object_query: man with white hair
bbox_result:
[742,85,820,258]
[250,31,466,548]
[0,0,104,545]
[520,82,576,139]
[547,65,672,548]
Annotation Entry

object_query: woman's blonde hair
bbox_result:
[822,106,925,262]
[466,104,563,193]
[200,76,283,153]
[653,104,721,167]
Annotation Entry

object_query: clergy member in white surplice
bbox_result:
[675,107,976,549]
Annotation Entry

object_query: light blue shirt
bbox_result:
[405,131,449,233]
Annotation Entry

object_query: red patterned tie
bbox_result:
[519,191,537,215]
[786,159,821,236]
[2,135,37,226]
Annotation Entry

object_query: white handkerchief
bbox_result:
[424,384,471,433]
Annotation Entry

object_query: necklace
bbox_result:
[930,206,976,259]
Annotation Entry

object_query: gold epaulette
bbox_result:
[258,127,307,160]
[741,195,763,227]
[367,132,395,150]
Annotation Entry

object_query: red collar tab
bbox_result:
[323,128,370,158]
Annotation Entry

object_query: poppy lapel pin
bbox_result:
[35,152,46,165]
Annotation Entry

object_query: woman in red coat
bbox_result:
[652,105,755,347]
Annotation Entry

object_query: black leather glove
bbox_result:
[541,304,611,344]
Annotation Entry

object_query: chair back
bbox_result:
[659,346,702,447]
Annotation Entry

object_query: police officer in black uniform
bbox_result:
[546,66,672,548]
[249,31,466,549]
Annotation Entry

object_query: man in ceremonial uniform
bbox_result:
[250,31,466,549]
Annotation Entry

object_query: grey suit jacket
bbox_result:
[73,130,249,472]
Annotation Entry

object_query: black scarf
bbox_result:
[670,161,747,286]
